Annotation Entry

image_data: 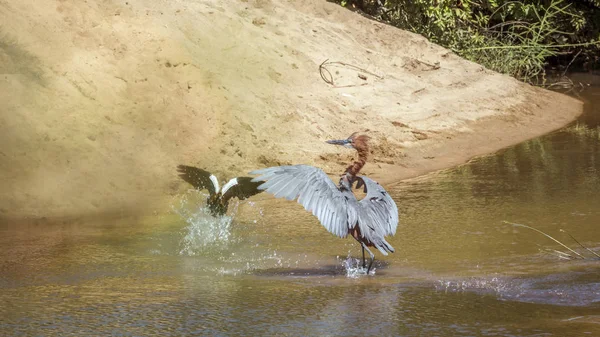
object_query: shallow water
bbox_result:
[2,84,600,336]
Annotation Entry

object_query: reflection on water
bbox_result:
[391,88,600,276]
[2,83,600,335]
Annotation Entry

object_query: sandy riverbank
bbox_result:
[0,0,583,221]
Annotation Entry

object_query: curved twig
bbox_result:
[319,59,334,85]
[560,229,600,259]
[504,221,585,259]
[318,59,384,87]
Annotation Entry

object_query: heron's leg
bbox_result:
[354,236,366,269]
[361,242,375,274]
[361,245,366,269]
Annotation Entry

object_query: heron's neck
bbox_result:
[344,145,368,178]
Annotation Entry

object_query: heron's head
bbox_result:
[326,132,370,150]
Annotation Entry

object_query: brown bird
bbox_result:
[250,132,398,273]
[177,165,263,217]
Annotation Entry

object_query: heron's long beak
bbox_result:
[326,139,350,146]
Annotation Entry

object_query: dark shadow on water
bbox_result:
[252,260,392,277]
[252,266,345,277]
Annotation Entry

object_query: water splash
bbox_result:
[171,190,239,256]
[435,273,600,306]
[178,213,234,256]
[341,254,373,278]
[435,277,513,297]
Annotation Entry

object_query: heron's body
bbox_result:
[250,133,399,273]
[177,165,263,217]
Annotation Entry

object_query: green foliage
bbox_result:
[337,0,600,83]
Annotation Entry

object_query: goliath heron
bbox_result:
[177,165,263,217]
[250,133,399,273]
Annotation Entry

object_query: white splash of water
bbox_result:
[178,213,234,256]
[171,191,239,256]
[435,276,513,297]
[341,253,374,278]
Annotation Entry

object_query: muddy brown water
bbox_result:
[2,83,600,336]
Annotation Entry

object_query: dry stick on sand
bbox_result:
[319,59,384,87]
[504,221,585,259]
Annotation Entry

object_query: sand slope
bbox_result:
[0,0,582,219]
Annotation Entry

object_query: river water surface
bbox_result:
[2,81,600,336]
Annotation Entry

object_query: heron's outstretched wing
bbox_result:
[250,165,350,238]
[355,176,399,236]
[221,177,264,203]
[177,165,218,196]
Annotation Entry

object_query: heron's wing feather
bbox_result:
[250,165,349,238]
[177,165,217,196]
[355,176,399,236]
[221,177,264,203]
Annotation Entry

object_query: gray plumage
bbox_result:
[250,165,399,256]
[250,133,399,274]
